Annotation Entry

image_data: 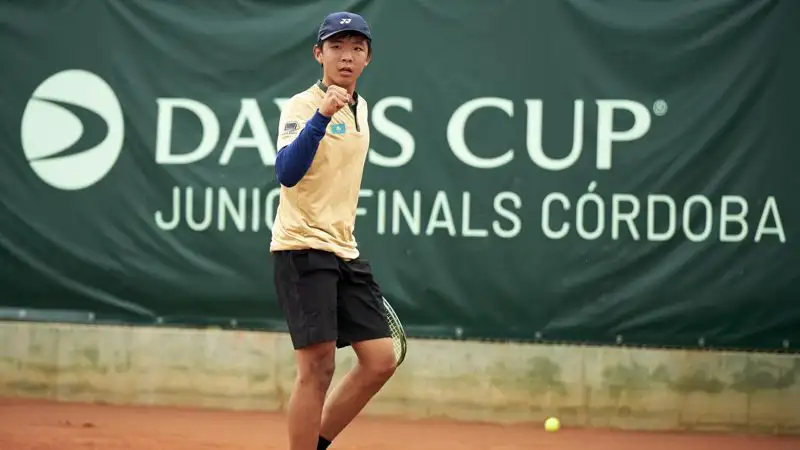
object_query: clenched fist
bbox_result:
[319,85,352,118]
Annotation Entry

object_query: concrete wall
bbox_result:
[0,321,798,435]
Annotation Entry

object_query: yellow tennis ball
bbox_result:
[544,417,560,432]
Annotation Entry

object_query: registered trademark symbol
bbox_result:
[653,99,668,116]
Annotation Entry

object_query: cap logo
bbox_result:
[340,18,352,24]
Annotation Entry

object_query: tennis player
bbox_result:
[270,11,396,450]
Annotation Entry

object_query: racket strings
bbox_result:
[382,298,406,364]
[388,319,403,354]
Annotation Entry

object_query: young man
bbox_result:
[270,11,397,450]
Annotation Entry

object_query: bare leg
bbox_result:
[319,337,396,441]
[288,341,336,450]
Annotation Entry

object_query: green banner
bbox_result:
[1,1,798,351]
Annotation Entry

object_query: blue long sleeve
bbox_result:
[275,110,331,187]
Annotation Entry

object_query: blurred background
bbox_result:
[0,1,799,447]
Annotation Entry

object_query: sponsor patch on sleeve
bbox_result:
[283,121,299,132]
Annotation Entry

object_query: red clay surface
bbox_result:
[1,397,798,449]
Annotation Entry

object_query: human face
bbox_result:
[314,33,371,91]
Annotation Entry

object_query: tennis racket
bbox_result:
[382,296,407,366]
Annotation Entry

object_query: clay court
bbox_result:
[0,397,797,450]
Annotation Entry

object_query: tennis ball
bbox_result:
[544,417,560,432]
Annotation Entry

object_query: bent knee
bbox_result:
[295,342,336,389]
[360,350,397,382]
[371,358,397,381]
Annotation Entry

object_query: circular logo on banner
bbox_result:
[20,69,124,190]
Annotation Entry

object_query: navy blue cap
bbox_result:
[317,12,372,42]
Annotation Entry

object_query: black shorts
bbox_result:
[272,249,391,350]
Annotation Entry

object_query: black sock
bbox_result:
[317,436,331,450]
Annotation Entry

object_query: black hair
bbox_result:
[315,31,372,55]
[315,32,372,69]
